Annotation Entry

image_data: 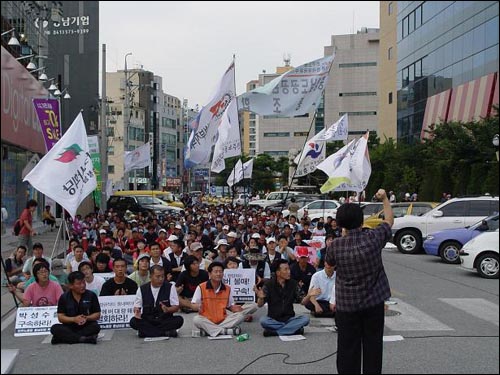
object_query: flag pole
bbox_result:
[282,53,335,211]
[232,54,246,207]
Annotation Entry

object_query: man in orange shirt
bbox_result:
[191,261,247,337]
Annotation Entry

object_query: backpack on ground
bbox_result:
[13,219,23,236]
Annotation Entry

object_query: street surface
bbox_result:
[1,227,498,374]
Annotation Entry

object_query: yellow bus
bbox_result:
[113,190,184,208]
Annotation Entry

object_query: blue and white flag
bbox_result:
[293,128,326,177]
[185,61,236,166]
[237,54,334,117]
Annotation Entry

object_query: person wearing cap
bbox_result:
[51,271,101,345]
[263,237,282,274]
[124,229,143,264]
[188,242,212,271]
[191,262,247,337]
[173,224,184,241]
[51,259,69,290]
[162,234,178,258]
[242,247,271,289]
[156,228,169,251]
[325,189,394,374]
[290,247,316,300]
[130,265,184,338]
[78,261,105,296]
[128,253,152,287]
[166,239,186,282]
[100,258,138,296]
[226,231,243,255]
[175,255,209,313]
[213,239,229,263]
[255,258,310,337]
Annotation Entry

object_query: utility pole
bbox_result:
[100,44,108,210]
[123,52,132,190]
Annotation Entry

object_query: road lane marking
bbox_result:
[384,298,454,331]
[439,298,499,327]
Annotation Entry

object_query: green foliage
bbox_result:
[367,114,499,200]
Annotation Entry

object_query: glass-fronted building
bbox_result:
[397,1,499,143]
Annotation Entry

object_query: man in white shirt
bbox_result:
[301,259,336,318]
[78,261,105,296]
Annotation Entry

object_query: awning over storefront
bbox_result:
[1,46,48,154]
[420,72,499,140]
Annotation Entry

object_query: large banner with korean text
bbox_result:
[14,295,135,336]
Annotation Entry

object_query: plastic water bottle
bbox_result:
[236,333,249,342]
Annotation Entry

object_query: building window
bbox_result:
[389,92,393,104]
[263,132,290,137]
[388,47,393,61]
[388,2,393,15]
[294,132,309,137]
[108,146,114,155]
[339,92,377,97]
[339,111,377,116]
[339,62,377,68]
[108,165,115,174]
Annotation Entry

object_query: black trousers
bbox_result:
[130,315,184,337]
[304,299,336,318]
[51,321,100,344]
[336,303,385,374]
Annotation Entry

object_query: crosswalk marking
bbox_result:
[384,298,454,331]
[439,298,499,327]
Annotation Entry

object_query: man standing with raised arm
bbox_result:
[326,189,394,374]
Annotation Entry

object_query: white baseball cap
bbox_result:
[251,233,260,239]
[215,239,228,249]
[266,237,276,244]
[167,234,178,241]
[227,231,238,238]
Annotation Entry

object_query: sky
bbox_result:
[100,1,380,108]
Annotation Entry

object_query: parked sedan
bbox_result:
[459,229,499,279]
[363,202,439,229]
[424,214,499,264]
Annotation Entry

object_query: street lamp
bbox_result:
[1,28,20,46]
[493,134,499,162]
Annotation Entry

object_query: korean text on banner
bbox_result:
[33,98,61,151]
[238,54,334,117]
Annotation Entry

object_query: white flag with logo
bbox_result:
[23,113,97,218]
[227,159,243,187]
[227,159,253,187]
[237,54,334,117]
[186,61,236,166]
[315,114,349,141]
[211,99,241,173]
[317,132,371,193]
[293,128,326,177]
[124,142,151,173]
